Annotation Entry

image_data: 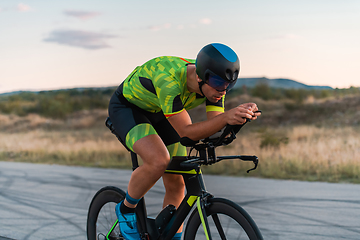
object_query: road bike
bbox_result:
[87,117,263,240]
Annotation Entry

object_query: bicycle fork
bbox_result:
[196,194,213,240]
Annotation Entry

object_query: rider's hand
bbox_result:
[225,103,261,125]
[240,103,261,121]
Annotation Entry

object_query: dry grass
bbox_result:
[0,129,132,168]
[208,125,360,183]
[1,106,360,183]
[0,111,132,168]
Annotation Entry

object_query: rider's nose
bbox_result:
[219,90,226,95]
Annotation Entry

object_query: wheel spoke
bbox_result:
[87,187,126,240]
[212,214,227,240]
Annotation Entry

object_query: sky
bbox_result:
[1,0,359,94]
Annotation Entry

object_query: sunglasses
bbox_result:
[206,74,237,92]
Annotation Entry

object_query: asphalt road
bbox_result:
[0,161,359,240]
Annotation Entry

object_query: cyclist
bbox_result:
[108,43,261,240]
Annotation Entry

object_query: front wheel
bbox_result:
[87,186,126,240]
[184,198,263,240]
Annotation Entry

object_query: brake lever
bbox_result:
[246,158,259,173]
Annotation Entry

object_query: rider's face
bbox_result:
[202,83,226,103]
[195,74,226,103]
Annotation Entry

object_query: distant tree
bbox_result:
[251,83,271,100]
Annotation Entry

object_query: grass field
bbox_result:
[211,125,360,183]
[0,110,133,168]
[1,103,359,183]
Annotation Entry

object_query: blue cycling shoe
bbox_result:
[115,201,141,240]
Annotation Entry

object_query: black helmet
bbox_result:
[196,43,240,92]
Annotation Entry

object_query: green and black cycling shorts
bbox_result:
[108,84,186,158]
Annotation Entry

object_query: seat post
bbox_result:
[130,151,139,171]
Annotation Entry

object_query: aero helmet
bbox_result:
[196,43,240,92]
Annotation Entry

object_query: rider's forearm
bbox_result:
[178,112,228,141]
[168,105,257,141]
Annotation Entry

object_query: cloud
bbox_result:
[63,10,101,20]
[199,18,212,25]
[44,30,117,50]
[17,3,32,12]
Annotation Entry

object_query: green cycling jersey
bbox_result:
[121,56,224,118]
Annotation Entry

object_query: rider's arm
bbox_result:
[168,104,259,141]
[207,110,222,120]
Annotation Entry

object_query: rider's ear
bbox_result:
[196,75,202,83]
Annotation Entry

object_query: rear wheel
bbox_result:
[184,198,263,240]
[87,186,126,240]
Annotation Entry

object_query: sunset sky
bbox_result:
[1,0,359,93]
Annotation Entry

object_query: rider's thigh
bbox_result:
[132,134,171,172]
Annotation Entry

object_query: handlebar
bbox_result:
[179,110,261,173]
[180,154,259,173]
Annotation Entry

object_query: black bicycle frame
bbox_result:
[134,156,211,240]
[104,117,259,240]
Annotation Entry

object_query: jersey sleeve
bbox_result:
[205,95,225,113]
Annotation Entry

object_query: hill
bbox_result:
[0,78,332,97]
[234,77,332,90]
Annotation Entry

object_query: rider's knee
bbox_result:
[143,154,170,173]
[156,157,170,171]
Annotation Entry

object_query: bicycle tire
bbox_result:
[87,186,126,240]
[183,198,263,240]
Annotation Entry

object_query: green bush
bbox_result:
[251,83,272,100]
[1,85,358,120]
[0,87,116,119]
